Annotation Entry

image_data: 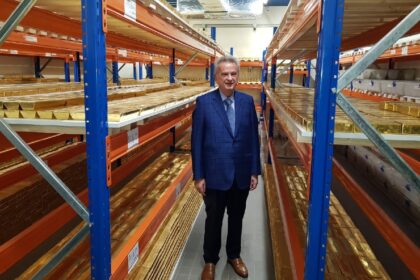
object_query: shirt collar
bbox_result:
[219,90,234,103]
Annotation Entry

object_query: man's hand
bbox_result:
[250,175,258,191]
[195,178,206,196]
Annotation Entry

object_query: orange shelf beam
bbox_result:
[237,83,262,90]
[340,43,420,65]
[0,142,85,191]
[341,89,396,102]
[240,60,263,67]
[264,102,305,280]
[107,0,216,57]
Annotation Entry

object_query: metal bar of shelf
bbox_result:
[0,0,37,45]
[81,0,111,278]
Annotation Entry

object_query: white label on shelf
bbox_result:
[401,46,408,55]
[390,49,396,55]
[124,0,137,21]
[127,243,139,273]
[118,49,128,57]
[24,35,37,43]
[127,128,139,149]
[10,50,18,54]
[175,183,181,197]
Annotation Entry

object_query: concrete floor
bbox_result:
[171,176,275,280]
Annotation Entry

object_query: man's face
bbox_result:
[215,62,239,96]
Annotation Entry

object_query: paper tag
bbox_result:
[24,35,38,43]
[127,128,139,149]
[175,183,181,197]
[390,49,396,55]
[118,49,128,57]
[124,0,137,20]
[127,243,139,273]
[401,46,408,55]
[10,50,18,54]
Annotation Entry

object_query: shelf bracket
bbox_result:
[0,0,37,46]
[175,52,198,76]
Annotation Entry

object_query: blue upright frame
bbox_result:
[139,63,143,79]
[81,0,111,278]
[230,47,234,55]
[261,49,267,112]
[205,66,209,81]
[170,48,176,84]
[74,53,81,82]
[112,61,119,84]
[210,27,216,87]
[34,56,41,78]
[64,61,71,82]
[289,64,294,84]
[147,62,153,79]
[305,0,344,279]
[270,57,276,89]
[133,62,137,80]
[305,60,311,88]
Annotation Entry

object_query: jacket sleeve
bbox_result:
[250,98,261,175]
[191,97,205,180]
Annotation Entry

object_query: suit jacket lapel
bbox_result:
[211,90,234,138]
[234,92,244,137]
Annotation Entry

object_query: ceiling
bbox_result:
[166,0,290,19]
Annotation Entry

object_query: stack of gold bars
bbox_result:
[20,152,192,279]
[0,83,210,122]
[282,165,390,279]
[270,86,420,135]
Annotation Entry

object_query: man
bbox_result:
[191,55,261,280]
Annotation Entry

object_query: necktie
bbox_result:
[224,98,235,134]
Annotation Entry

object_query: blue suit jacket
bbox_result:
[191,89,261,190]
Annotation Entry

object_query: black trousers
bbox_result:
[203,182,249,264]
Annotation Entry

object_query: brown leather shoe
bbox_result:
[201,263,215,280]
[228,258,248,278]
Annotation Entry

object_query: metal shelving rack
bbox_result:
[263,0,420,279]
[0,0,224,278]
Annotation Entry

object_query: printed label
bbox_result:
[128,243,139,273]
[124,0,137,20]
[127,128,139,149]
[118,49,128,57]
[401,46,408,55]
[24,35,38,43]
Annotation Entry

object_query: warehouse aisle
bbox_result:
[171,176,275,280]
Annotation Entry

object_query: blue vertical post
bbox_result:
[139,63,143,80]
[305,0,344,279]
[261,49,267,112]
[289,64,294,84]
[211,26,216,41]
[210,58,215,87]
[81,0,110,279]
[205,66,209,81]
[34,56,41,78]
[270,56,276,89]
[306,60,311,88]
[230,47,233,56]
[169,48,175,84]
[112,61,119,84]
[210,27,216,87]
[133,62,137,80]
[74,52,81,82]
[273,26,278,35]
[64,60,70,82]
[147,62,153,79]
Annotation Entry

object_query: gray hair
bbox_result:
[214,55,240,75]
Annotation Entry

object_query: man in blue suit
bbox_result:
[191,55,261,280]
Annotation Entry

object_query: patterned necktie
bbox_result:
[223,98,235,134]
